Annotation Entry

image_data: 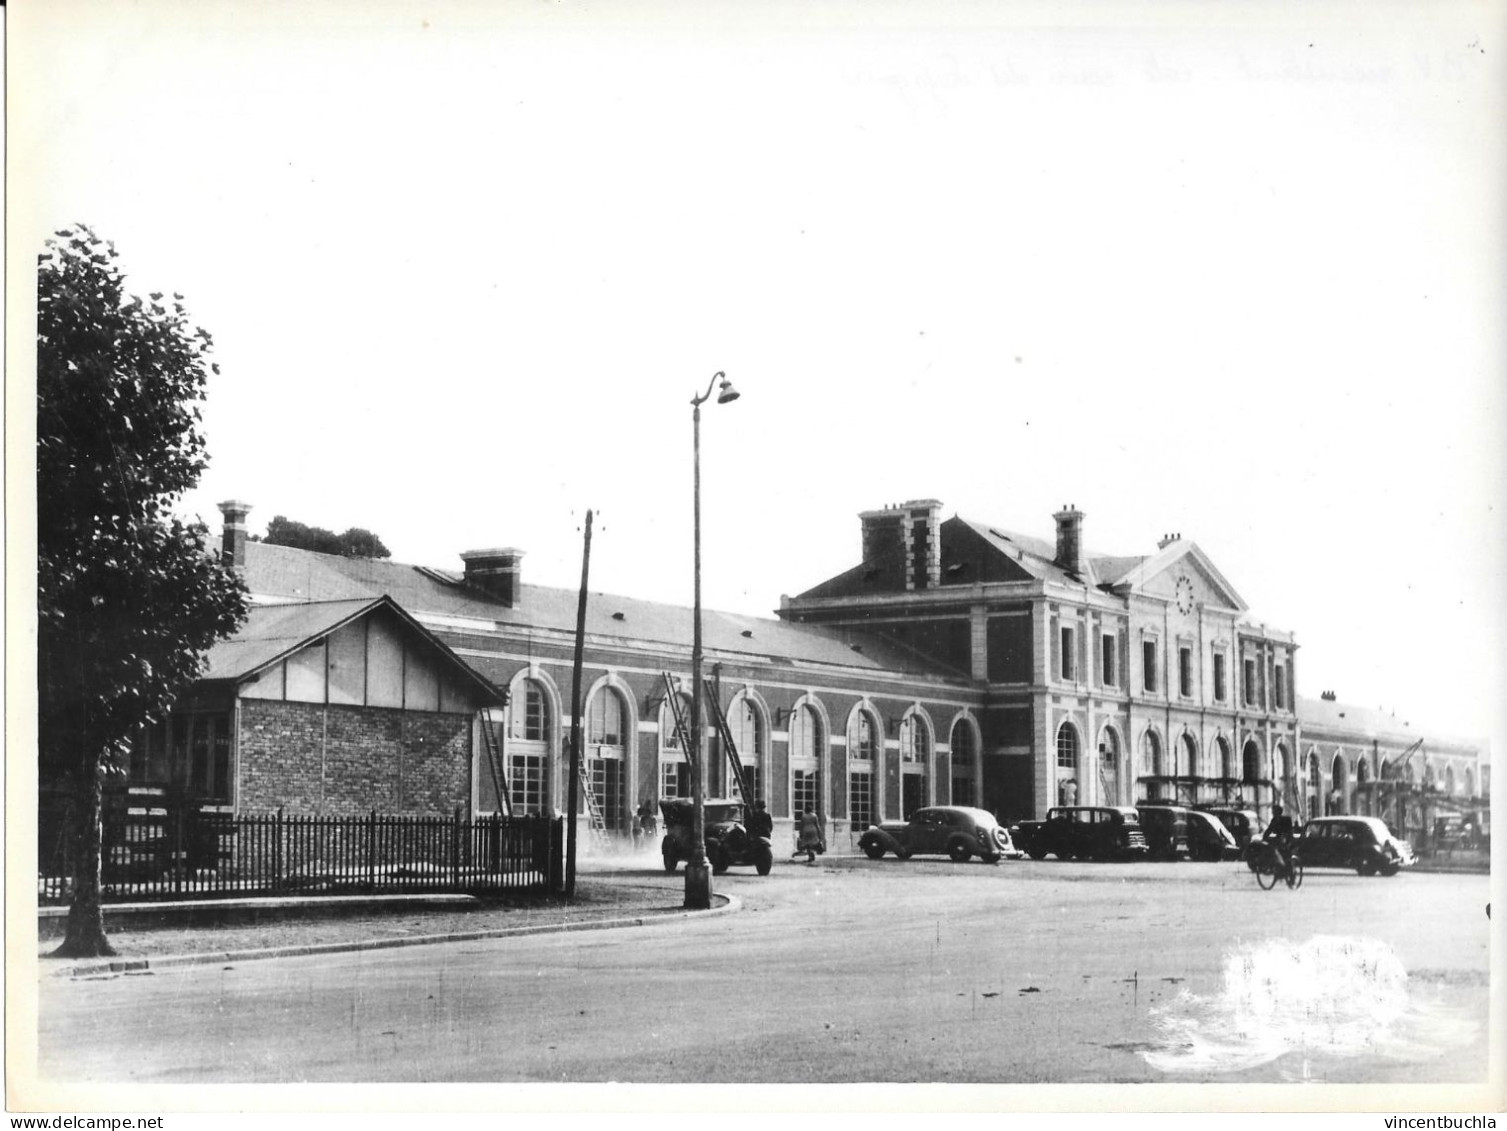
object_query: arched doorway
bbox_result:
[503,675,553,816]
[1056,722,1081,806]
[586,686,629,832]
[789,700,825,823]
[1141,729,1164,802]
[726,691,765,803]
[847,706,879,828]
[949,717,978,807]
[1242,739,1262,808]
[1179,733,1198,805]
[1097,726,1121,807]
[1329,753,1348,815]
[1356,755,1372,816]
[1274,743,1291,811]
[900,711,932,818]
[1216,735,1234,802]
[658,692,695,802]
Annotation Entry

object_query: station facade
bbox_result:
[119,499,1489,847]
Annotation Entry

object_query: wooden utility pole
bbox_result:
[565,509,592,897]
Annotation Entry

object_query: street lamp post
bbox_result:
[685,370,740,910]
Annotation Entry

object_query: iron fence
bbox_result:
[39,794,564,904]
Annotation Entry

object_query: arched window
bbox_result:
[903,715,930,763]
[1306,752,1322,821]
[789,702,823,819]
[1217,736,1234,781]
[727,693,764,802]
[1464,766,1475,797]
[658,693,694,800]
[950,718,977,807]
[1179,732,1197,777]
[1242,740,1261,784]
[1056,722,1080,806]
[1445,765,1456,796]
[585,688,628,831]
[588,691,625,747]
[504,677,552,815]
[849,708,879,831]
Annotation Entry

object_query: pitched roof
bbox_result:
[201,593,502,700]
[954,518,1101,585]
[202,598,377,681]
[1297,696,1480,751]
[239,542,956,680]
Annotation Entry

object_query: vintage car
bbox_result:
[1184,809,1242,861]
[1199,807,1263,853]
[1135,805,1193,861]
[1009,806,1149,861]
[858,806,1022,863]
[660,798,773,876]
[1298,815,1417,876]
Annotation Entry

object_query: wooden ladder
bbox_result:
[479,710,513,818]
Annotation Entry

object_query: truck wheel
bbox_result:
[896,848,912,860]
[1027,847,1047,860]
[863,841,886,860]
[754,846,773,876]
[948,840,972,863]
[662,850,677,873]
[710,847,730,875]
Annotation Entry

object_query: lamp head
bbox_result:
[715,373,740,404]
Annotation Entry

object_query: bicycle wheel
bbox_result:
[1287,857,1304,889]
[1255,857,1279,890]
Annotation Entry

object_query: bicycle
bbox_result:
[1250,839,1304,890]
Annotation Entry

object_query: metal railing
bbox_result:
[39,795,564,904]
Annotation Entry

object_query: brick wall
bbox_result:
[237,699,472,816]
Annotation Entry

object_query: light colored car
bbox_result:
[858,806,1023,864]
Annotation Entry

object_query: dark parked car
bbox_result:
[660,799,773,876]
[1298,816,1417,876]
[1185,809,1242,861]
[858,806,1022,863]
[1200,807,1263,853]
[1135,806,1192,861]
[1009,806,1149,861]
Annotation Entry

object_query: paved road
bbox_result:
[36,857,1493,1085]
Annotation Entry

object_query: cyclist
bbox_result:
[1263,803,1296,881]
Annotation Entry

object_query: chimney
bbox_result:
[903,499,942,590]
[1157,532,1181,550]
[860,504,906,566]
[859,499,942,590]
[1053,504,1087,577]
[218,500,252,569]
[461,547,525,607]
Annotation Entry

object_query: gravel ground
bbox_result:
[37,874,688,963]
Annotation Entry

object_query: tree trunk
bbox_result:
[52,761,116,958]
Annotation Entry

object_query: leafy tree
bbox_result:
[37,226,248,958]
[261,514,390,558]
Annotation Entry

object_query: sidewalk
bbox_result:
[39,872,733,978]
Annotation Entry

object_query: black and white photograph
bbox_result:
[7,0,1504,1119]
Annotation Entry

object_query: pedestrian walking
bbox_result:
[792,808,824,864]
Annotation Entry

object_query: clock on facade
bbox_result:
[1175,575,1196,615]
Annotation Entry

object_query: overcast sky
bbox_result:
[11,0,1505,745]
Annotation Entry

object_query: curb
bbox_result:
[49,893,741,979]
